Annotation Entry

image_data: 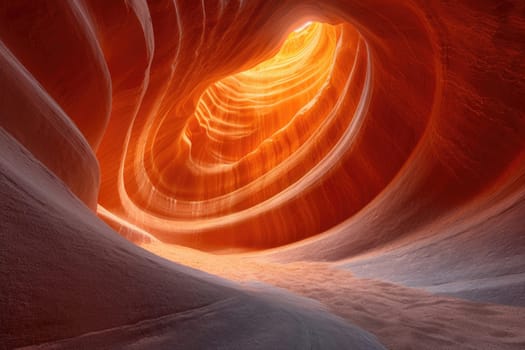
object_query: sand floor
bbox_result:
[143,242,525,350]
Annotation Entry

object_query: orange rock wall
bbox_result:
[1,0,524,253]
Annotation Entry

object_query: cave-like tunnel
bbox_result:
[1,1,525,349]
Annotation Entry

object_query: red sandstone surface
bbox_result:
[1,1,524,349]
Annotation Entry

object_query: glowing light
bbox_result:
[96,20,367,250]
[293,21,313,33]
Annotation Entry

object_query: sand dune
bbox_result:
[143,243,525,350]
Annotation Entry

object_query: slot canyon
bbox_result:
[1,0,524,349]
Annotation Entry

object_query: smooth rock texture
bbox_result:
[0,129,383,349]
[1,0,524,349]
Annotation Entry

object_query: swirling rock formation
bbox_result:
[1,0,524,349]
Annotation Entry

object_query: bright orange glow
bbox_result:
[293,21,313,33]
[185,22,338,177]
[96,21,369,250]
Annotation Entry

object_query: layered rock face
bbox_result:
[1,0,524,349]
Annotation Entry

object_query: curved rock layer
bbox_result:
[94,2,373,250]
[94,0,523,254]
[2,0,524,252]
[1,0,525,348]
